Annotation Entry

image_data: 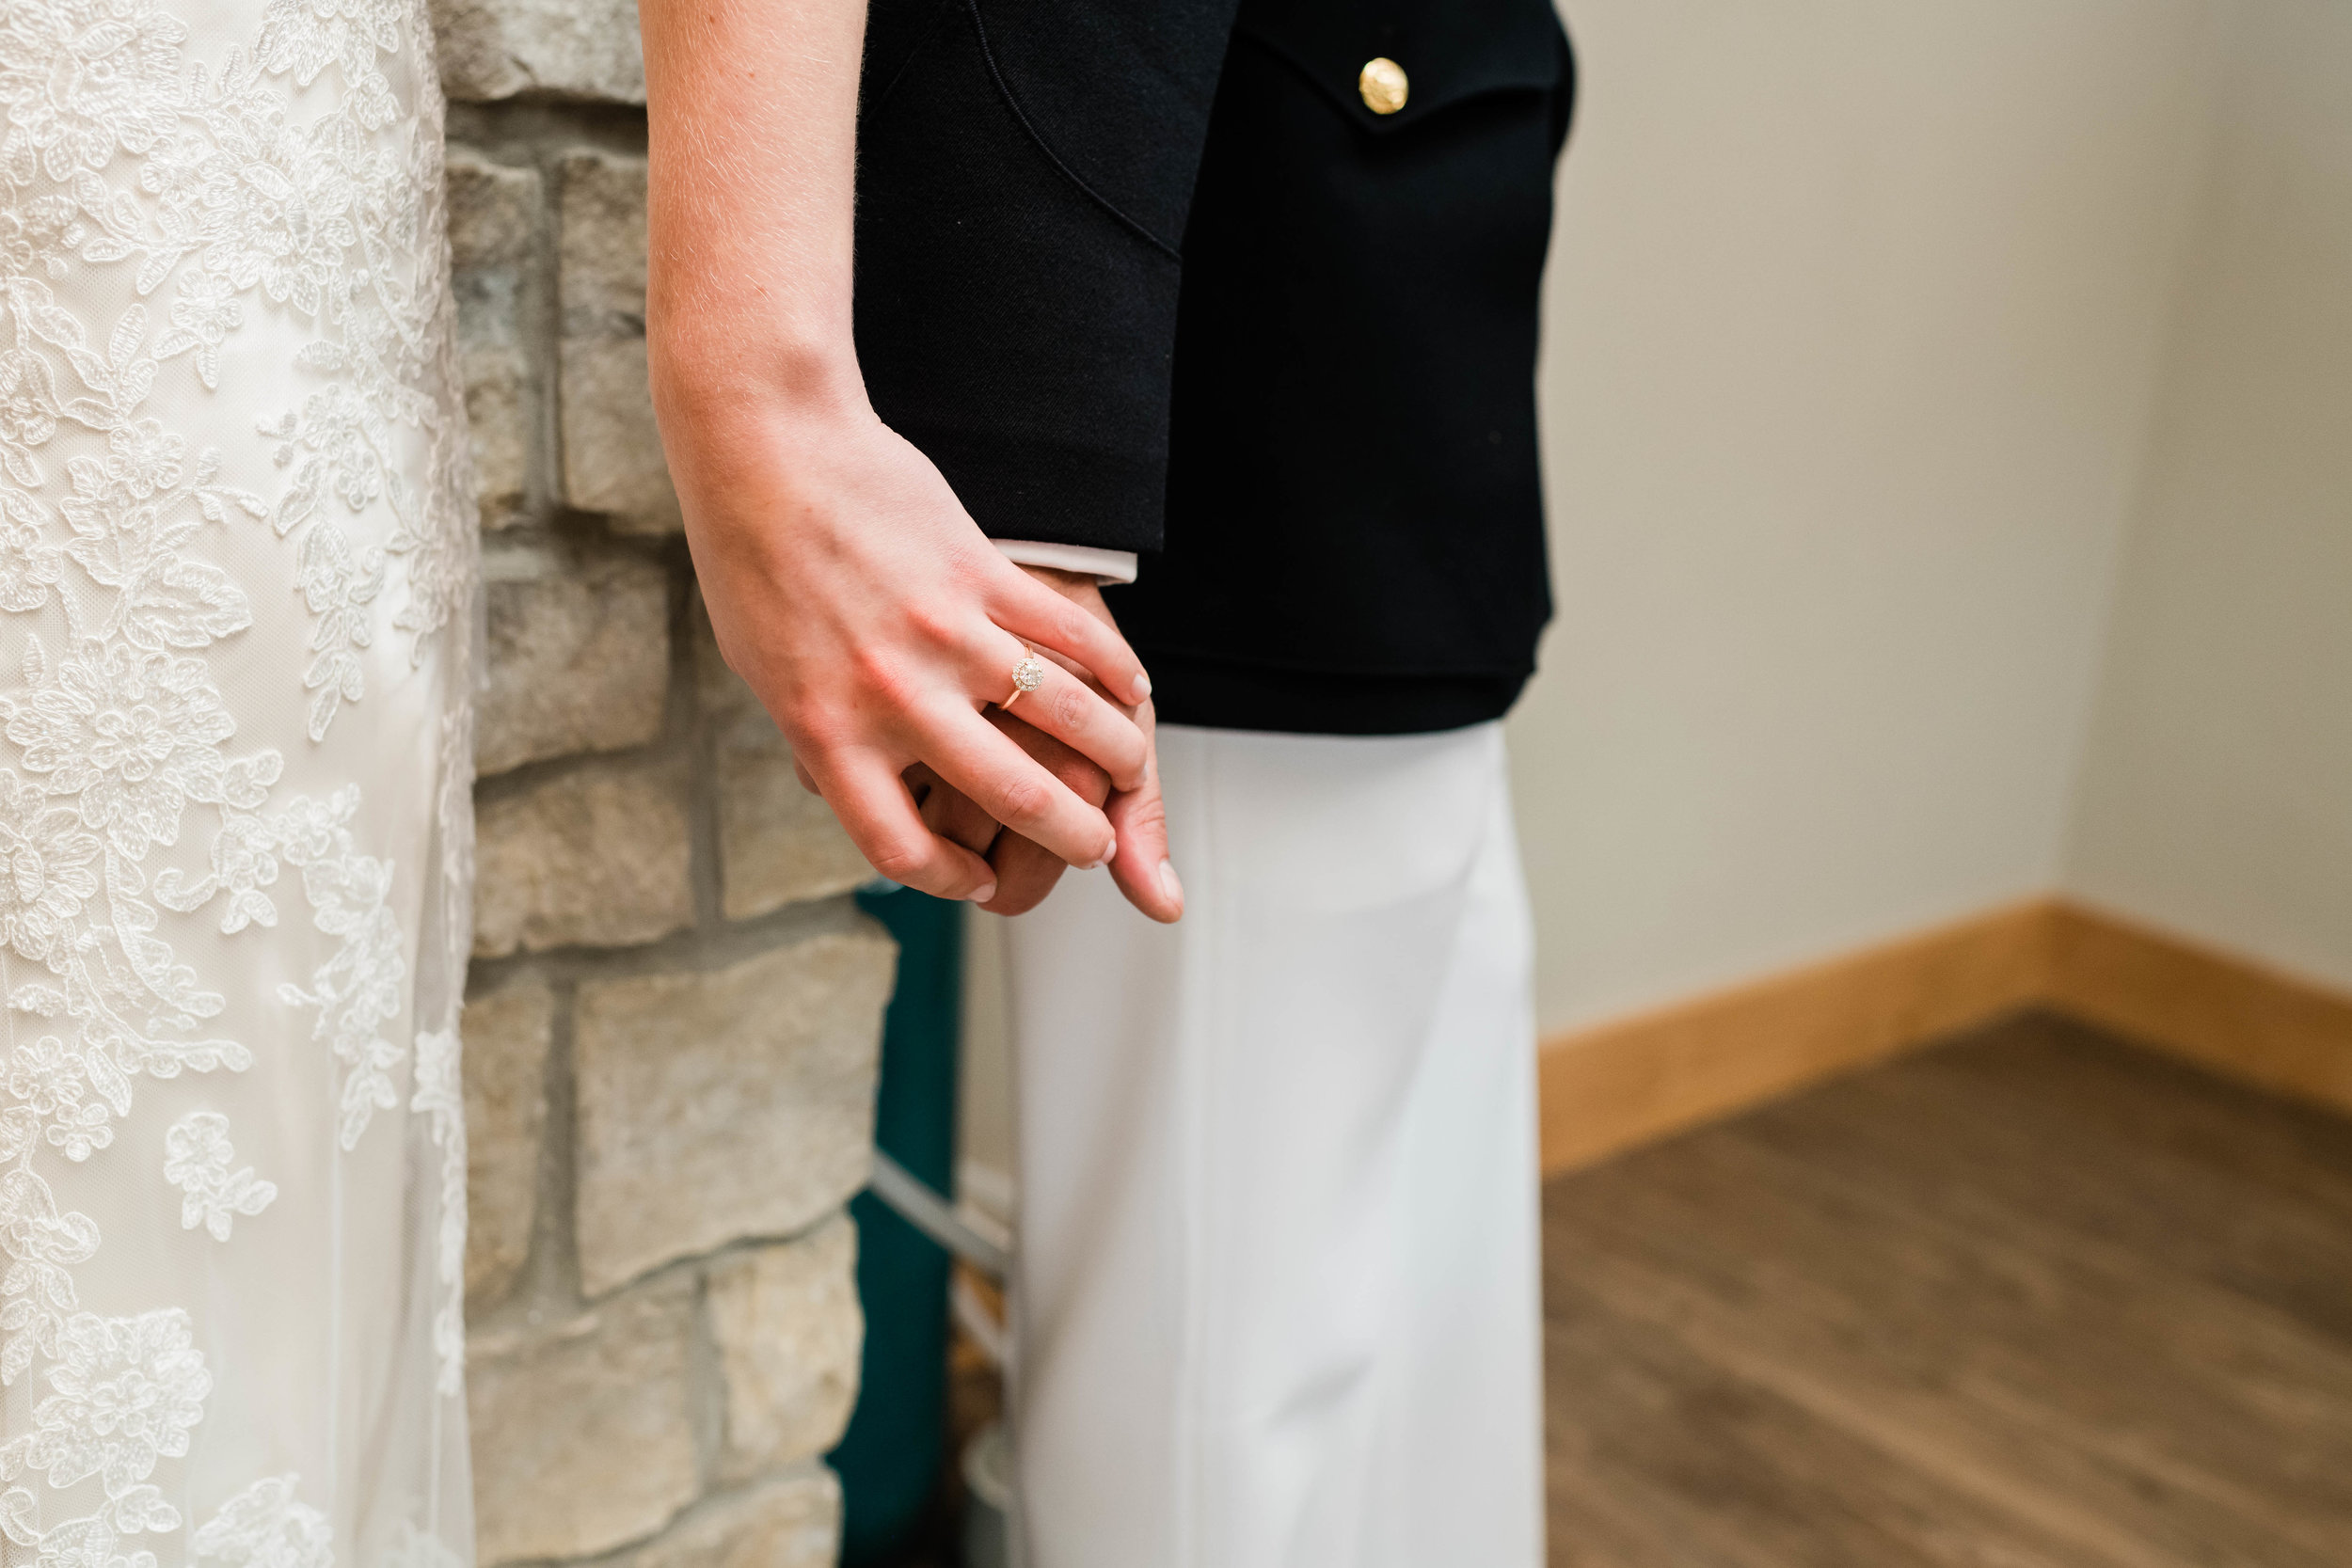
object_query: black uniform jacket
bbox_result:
[855,0,1575,736]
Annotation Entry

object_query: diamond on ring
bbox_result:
[1004,653,1049,708]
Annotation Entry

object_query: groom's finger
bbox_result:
[978,832,1069,916]
[817,752,998,902]
[909,763,1004,855]
[1105,701,1182,924]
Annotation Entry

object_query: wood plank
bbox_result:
[1795,1021,2352,1344]
[1544,1018,2352,1568]
[1704,1108,2352,1539]
[1545,1269,2131,1568]
[1552,1161,2352,1565]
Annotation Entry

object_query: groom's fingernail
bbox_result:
[1130,673,1152,705]
[969,880,997,904]
[1158,859,1183,909]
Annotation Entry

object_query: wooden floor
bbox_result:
[1543,1010,2352,1568]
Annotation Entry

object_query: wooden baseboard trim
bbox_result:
[1537,901,2058,1173]
[1539,897,2352,1175]
[2045,902,2352,1117]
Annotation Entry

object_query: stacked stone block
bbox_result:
[437,8,885,1561]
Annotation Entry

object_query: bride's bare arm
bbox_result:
[638,0,1151,900]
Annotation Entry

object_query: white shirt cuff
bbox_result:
[992,539,1138,585]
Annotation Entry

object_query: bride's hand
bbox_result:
[892,567,1184,924]
[661,392,1151,903]
[642,0,1149,905]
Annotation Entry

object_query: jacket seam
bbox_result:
[963,0,1185,261]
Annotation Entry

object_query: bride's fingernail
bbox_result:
[1158,859,1183,908]
[1130,673,1152,704]
[969,880,998,904]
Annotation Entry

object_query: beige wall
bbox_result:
[2063,0,2352,994]
[1510,0,2223,1034]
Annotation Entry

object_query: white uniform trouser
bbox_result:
[1003,721,1544,1568]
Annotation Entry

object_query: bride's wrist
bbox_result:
[648,324,868,443]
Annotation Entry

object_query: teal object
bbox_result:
[833,885,964,1565]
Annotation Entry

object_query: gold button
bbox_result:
[1359,56,1408,115]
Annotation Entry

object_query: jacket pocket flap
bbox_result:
[1234,0,1566,134]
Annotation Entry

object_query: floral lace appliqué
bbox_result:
[0,1307,210,1566]
[162,1111,275,1240]
[274,785,404,1151]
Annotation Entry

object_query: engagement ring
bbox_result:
[1004,652,1048,709]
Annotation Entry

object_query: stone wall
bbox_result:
[436,6,888,1562]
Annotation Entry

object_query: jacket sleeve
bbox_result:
[853,0,1240,556]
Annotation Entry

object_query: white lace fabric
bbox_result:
[0,0,478,1561]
